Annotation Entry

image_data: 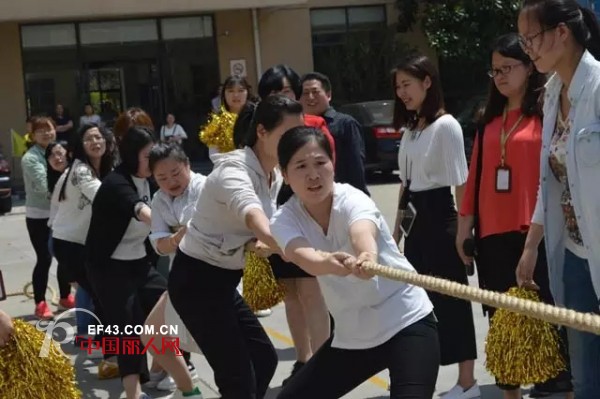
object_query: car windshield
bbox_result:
[363,101,394,125]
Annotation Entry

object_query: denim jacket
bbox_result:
[532,51,600,307]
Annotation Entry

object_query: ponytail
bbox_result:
[232,102,257,149]
[579,6,600,60]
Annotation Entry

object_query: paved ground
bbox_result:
[0,174,569,398]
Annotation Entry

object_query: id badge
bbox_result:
[495,166,511,192]
[400,202,417,237]
[0,270,6,301]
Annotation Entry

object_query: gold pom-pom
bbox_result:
[199,106,238,153]
[485,287,566,386]
[0,319,81,398]
[243,252,286,312]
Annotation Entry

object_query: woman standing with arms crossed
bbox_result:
[22,116,73,320]
[169,95,304,399]
[516,1,600,397]
[457,33,572,399]
[392,55,479,399]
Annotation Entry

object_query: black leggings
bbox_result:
[26,218,70,303]
[86,257,167,381]
[53,239,108,342]
[278,313,440,399]
[169,250,277,399]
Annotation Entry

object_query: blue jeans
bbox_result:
[75,286,95,334]
[563,249,600,399]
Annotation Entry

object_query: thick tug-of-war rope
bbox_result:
[314,251,600,335]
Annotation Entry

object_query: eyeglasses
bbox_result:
[83,135,105,143]
[518,26,557,51]
[487,63,523,78]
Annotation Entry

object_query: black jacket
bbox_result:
[85,165,157,266]
[322,108,369,196]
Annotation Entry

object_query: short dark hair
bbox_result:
[149,143,189,173]
[118,126,156,175]
[233,102,257,149]
[522,0,600,60]
[235,95,303,148]
[481,33,545,125]
[221,75,253,112]
[392,55,445,130]
[278,126,333,172]
[258,64,301,99]
[277,126,334,205]
[300,72,332,93]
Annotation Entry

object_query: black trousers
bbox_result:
[53,239,108,344]
[404,187,478,366]
[86,257,167,381]
[278,313,440,399]
[169,250,277,399]
[476,232,572,391]
[26,217,71,303]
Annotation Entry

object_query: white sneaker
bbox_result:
[157,374,176,391]
[255,308,272,317]
[441,382,481,399]
[145,370,167,389]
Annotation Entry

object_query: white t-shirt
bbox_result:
[52,160,102,244]
[150,172,206,265]
[398,114,468,191]
[80,114,102,126]
[111,176,151,260]
[270,183,433,350]
[160,124,188,142]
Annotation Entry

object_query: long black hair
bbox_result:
[481,33,546,125]
[57,123,114,201]
[521,0,600,60]
[392,55,445,130]
[233,94,303,149]
[45,142,68,194]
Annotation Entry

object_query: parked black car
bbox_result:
[338,100,401,175]
[0,149,12,214]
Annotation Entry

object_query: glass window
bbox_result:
[80,20,158,45]
[310,9,346,33]
[161,16,213,40]
[348,6,386,26]
[21,24,76,48]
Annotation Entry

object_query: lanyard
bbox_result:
[500,107,524,166]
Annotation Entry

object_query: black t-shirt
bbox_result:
[53,114,73,143]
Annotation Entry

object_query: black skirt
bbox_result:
[269,254,314,279]
[403,186,478,366]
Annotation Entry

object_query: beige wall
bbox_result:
[258,8,313,76]
[215,10,259,89]
[0,0,307,22]
[0,22,27,182]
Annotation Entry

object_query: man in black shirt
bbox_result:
[300,72,369,195]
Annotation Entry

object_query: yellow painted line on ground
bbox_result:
[263,327,389,391]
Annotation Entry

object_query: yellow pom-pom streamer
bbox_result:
[485,287,566,386]
[0,319,81,398]
[242,252,286,312]
[199,106,238,153]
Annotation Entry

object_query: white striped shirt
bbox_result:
[398,114,468,191]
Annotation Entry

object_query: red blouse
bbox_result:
[460,109,542,238]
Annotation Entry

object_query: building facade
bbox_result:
[0,0,432,178]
